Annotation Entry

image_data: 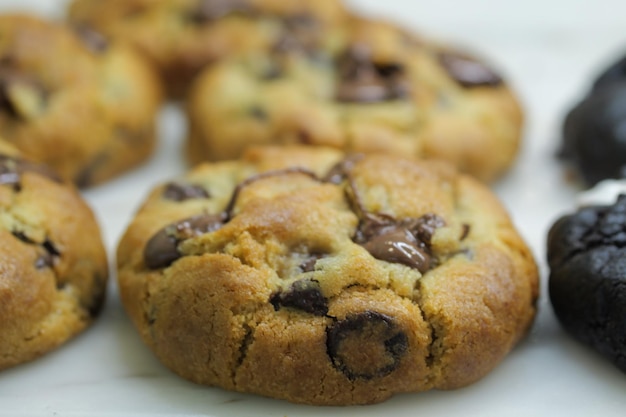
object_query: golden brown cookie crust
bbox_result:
[0,142,108,370]
[117,146,538,405]
[0,14,162,187]
[185,17,522,183]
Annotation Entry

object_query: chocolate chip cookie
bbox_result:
[0,14,162,187]
[185,18,523,183]
[548,193,626,372]
[0,140,108,370]
[68,0,349,97]
[117,146,538,405]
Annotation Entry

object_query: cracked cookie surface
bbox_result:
[117,146,538,405]
[185,18,523,183]
[0,140,108,371]
[0,14,162,187]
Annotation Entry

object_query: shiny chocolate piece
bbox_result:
[438,51,502,88]
[336,45,410,103]
[270,279,328,316]
[354,213,444,273]
[326,311,408,381]
[188,0,252,23]
[0,154,62,187]
[163,182,210,202]
[144,213,227,269]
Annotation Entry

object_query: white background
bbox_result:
[1,0,626,416]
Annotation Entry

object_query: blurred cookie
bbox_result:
[560,52,626,187]
[548,191,626,373]
[186,19,523,182]
[0,140,108,370]
[117,146,538,405]
[0,14,162,187]
[68,0,349,97]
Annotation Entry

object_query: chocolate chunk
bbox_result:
[73,25,108,53]
[548,195,626,372]
[0,154,62,188]
[272,14,321,56]
[35,253,54,269]
[354,213,444,273]
[326,311,408,380]
[438,51,502,88]
[270,279,328,316]
[460,223,471,241]
[323,154,364,184]
[163,182,210,201]
[361,226,430,272]
[144,213,227,269]
[187,0,252,24]
[12,231,61,269]
[248,105,269,120]
[336,45,410,103]
[74,152,109,188]
[298,253,324,273]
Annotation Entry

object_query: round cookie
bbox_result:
[117,146,538,405]
[0,140,108,371]
[67,0,350,97]
[547,192,626,373]
[185,18,523,183]
[0,14,162,187]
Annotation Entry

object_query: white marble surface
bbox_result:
[1,0,626,416]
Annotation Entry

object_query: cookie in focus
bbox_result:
[117,146,538,405]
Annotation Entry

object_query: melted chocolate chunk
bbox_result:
[326,311,408,380]
[0,154,62,188]
[163,182,210,202]
[188,0,252,23]
[73,25,108,53]
[336,45,410,103]
[354,213,444,273]
[323,154,364,184]
[146,168,321,269]
[298,253,324,272]
[270,279,328,316]
[438,51,502,88]
[144,213,227,269]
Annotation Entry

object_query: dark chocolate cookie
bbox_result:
[560,52,626,187]
[547,194,626,372]
[117,146,538,405]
